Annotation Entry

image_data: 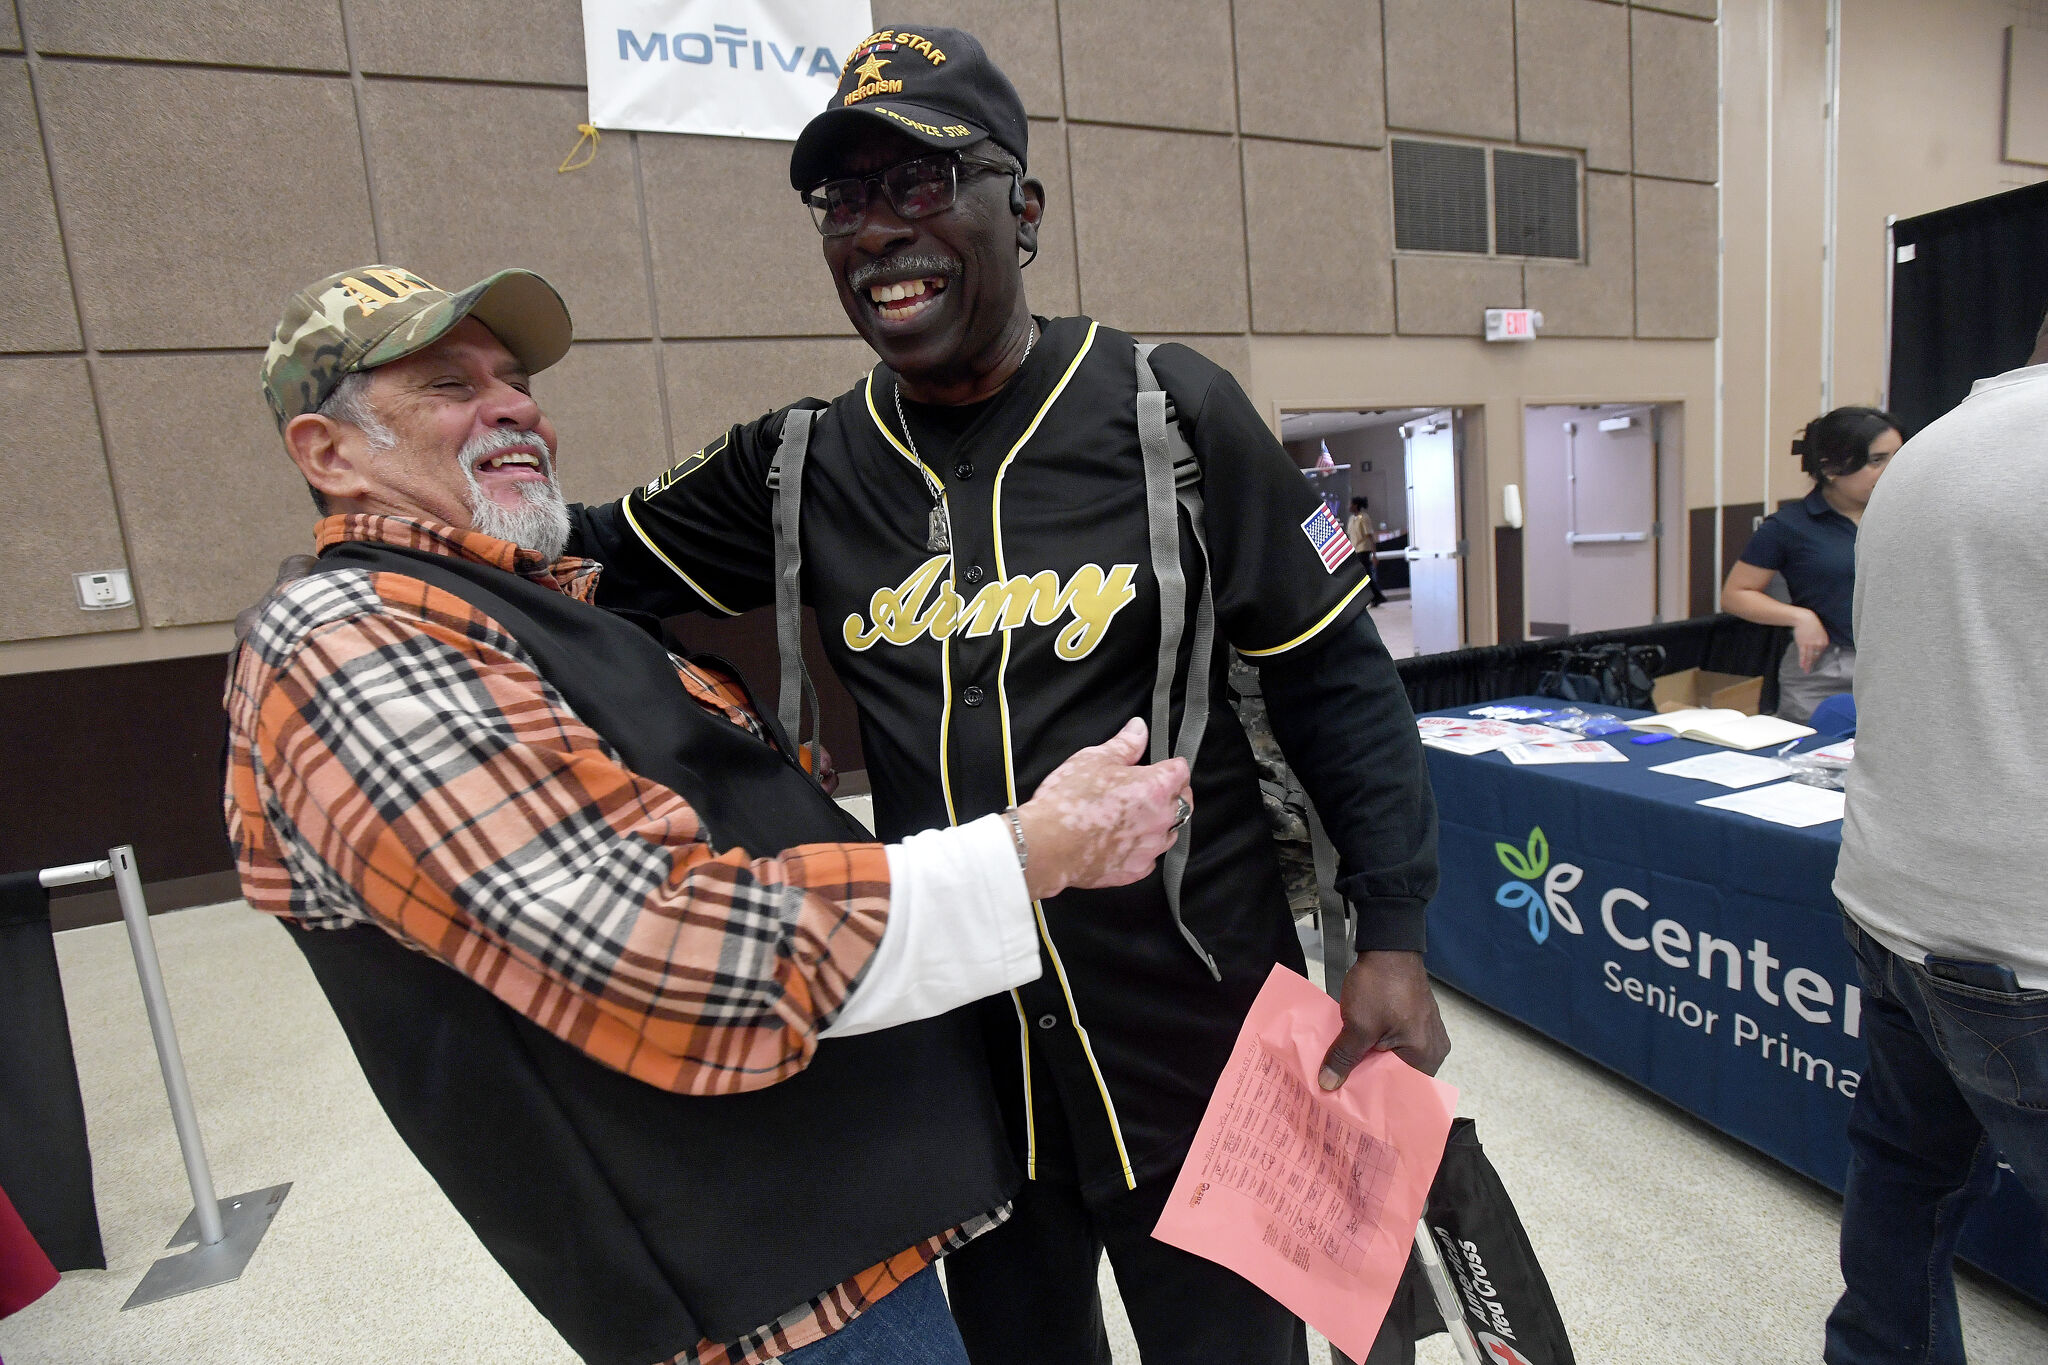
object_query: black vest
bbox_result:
[293,540,1017,1363]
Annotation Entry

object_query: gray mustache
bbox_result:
[847,255,962,292]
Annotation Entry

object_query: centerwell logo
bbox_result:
[1492,827,1583,944]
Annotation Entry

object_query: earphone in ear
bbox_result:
[1009,174,1025,216]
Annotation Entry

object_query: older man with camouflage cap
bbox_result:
[227,264,1197,1365]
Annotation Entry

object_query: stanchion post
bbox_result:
[109,844,225,1248]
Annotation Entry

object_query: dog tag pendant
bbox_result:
[926,503,951,552]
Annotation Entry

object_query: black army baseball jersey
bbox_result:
[574,316,1377,1197]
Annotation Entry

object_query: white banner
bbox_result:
[583,0,874,141]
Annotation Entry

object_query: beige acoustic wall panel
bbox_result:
[873,1,1064,118]
[0,61,80,352]
[38,64,374,351]
[2007,26,2048,167]
[1384,0,1517,142]
[95,352,317,627]
[1523,170,1633,337]
[1060,0,1237,134]
[663,338,878,456]
[361,81,651,342]
[1234,0,1386,148]
[1243,140,1392,334]
[1,6,18,50]
[1634,177,1717,338]
[1631,9,1719,183]
[1635,0,1716,18]
[642,132,852,340]
[1394,257,1523,335]
[1143,335,1253,385]
[0,358,138,641]
[21,0,346,70]
[1022,122,1081,321]
[1068,126,1248,335]
[540,340,671,508]
[1515,0,1632,171]
[350,0,586,86]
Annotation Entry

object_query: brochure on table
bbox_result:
[1502,740,1629,766]
[1416,718,1576,756]
[1697,781,1846,828]
[1650,752,1798,788]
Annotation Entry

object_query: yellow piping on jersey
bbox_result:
[862,371,950,494]
[987,321,1137,1189]
[1009,990,1037,1179]
[862,370,962,826]
[1235,573,1375,657]
[618,494,740,617]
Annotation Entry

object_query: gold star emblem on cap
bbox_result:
[854,52,891,84]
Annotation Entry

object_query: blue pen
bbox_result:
[1774,739,1802,758]
[1630,732,1675,745]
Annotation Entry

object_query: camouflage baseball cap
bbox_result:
[260,265,573,427]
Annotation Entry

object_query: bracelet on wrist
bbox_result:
[1003,807,1028,873]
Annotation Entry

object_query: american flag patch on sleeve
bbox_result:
[1300,503,1353,574]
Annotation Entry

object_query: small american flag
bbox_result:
[1300,503,1352,574]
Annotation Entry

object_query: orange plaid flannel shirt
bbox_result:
[224,516,1002,1363]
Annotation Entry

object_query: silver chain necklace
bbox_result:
[894,321,1037,553]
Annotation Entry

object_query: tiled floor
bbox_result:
[5,901,2044,1364]
[1369,595,1415,659]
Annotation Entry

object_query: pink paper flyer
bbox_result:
[1152,965,1458,1360]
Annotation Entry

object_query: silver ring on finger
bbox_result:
[1171,796,1192,830]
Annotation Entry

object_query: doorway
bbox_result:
[1279,407,1472,657]
[1520,404,1678,637]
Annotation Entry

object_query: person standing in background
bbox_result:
[1719,407,1903,721]
[1347,496,1389,608]
[1825,317,2048,1365]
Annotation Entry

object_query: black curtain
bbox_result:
[0,872,105,1271]
[1393,614,1785,716]
[1888,180,2048,435]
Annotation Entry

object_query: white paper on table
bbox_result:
[1650,752,1797,788]
[1697,781,1845,827]
[1809,739,1855,764]
[1417,719,1576,755]
[1501,740,1629,765]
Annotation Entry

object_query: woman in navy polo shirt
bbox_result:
[1720,407,1904,721]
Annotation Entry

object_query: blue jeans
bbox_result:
[1825,917,2048,1365]
[780,1265,969,1365]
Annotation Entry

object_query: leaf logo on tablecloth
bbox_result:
[1494,826,1585,944]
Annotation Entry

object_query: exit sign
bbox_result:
[1484,307,1543,342]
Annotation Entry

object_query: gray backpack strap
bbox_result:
[1135,343,1222,981]
[768,407,823,775]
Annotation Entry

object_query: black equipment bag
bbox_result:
[1419,1117,1577,1364]
[1536,643,1665,711]
[1348,1118,1576,1365]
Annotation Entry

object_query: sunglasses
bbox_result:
[802,150,1016,238]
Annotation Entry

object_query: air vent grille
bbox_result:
[1493,150,1581,260]
[1391,139,1489,255]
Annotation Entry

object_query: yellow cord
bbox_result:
[557,123,600,174]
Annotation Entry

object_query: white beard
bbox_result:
[462,428,570,562]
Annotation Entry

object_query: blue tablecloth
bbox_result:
[1420,699,2046,1305]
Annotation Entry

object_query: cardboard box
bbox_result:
[1652,668,1763,715]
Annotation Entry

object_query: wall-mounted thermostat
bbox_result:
[1484,308,1543,342]
[75,569,133,610]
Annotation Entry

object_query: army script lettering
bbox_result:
[843,554,1138,660]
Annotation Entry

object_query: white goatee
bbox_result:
[461,428,570,561]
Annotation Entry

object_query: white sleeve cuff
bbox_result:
[822,813,1043,1038]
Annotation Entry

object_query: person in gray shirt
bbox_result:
[1826,312,2048,1365]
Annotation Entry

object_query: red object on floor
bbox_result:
[0,1181,60,1318]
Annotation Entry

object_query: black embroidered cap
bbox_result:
[789,26,1028,190]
